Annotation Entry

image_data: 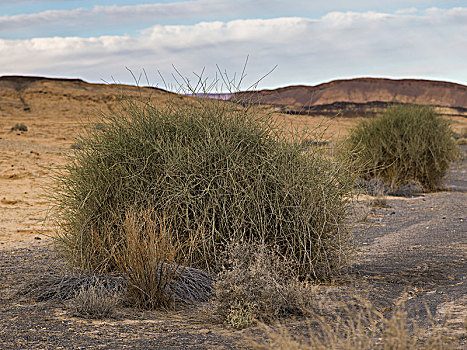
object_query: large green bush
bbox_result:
[343,105,458,191]
[53,96,353,280]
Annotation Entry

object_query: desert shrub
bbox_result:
[342,105,458,191]
[214,242,317,328]
[11,123,28,132]
[53,95,353,280]
[70,282,120,319]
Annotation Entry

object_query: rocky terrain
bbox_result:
[232,78,467,118]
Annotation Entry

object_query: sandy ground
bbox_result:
[0,102,466,348]
[0,116,76,249]
[0,103,366,249]
[0,129,69,249]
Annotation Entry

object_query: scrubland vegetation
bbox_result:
[341,105,459,191]
[52,93,354,278]
[43,89,463,348]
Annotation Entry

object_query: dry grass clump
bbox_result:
[342,105,459,192]
[215,242,318,328]
[69,207,212,309]
[70,282,120,319]
[252,300,459,349]
[53,94,354,281]
[112,207,186,309]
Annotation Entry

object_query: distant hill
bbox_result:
[1,76,466,122]
[231,78,467,117]
[0,75,178,124]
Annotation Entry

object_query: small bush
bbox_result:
[343,105,459,191]
[70,283,120,319]
[215,242,317,328]
[11,123,28,132]
[53,94,354,280]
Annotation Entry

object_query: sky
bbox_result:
[0,1,466,91]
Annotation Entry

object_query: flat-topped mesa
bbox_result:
[0,75,87,92]
[0,75,85,83]
[0,74,173,94]
[0,75,177,120]
[231,78,467,111]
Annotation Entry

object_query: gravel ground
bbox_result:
[1,146,465,349]
[349,146,466,343]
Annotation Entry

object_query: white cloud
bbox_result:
[1,8,466,88]
[2,0,464,39]
[0,0,274,38]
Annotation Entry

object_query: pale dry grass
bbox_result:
[215,242,327,329]
[252,300,460,350]
[112,208,187,309]
[70,282,120,319]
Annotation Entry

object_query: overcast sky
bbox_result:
[1,1,466,90]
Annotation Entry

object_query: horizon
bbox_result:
[1,74,466,93]
[1,1,466,91]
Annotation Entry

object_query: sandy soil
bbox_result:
[0,120,72,249]
[0,93,466,348]
[0,100,365,249]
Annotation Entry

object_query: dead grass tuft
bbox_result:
[70,282,120,319]
[214,242,319,328]
[112,207,187,309]
[251,300,459,349]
